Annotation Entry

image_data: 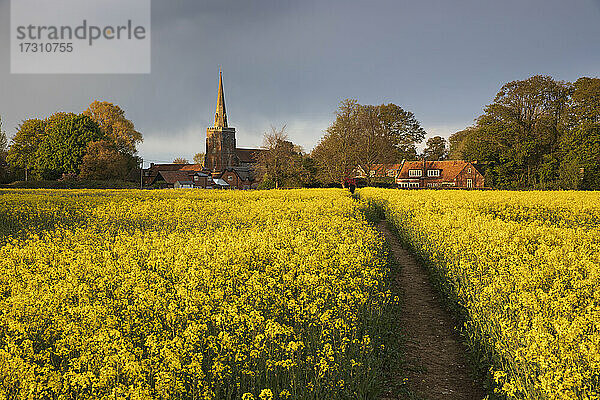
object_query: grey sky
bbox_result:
[1,0,599,165]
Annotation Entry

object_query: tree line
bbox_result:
[2,74,598,190]
[258,75,600,190]
[0,101,142,184]
[257,100,429,188]
[449,75,600,190]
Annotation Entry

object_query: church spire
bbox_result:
[214,69,228,127]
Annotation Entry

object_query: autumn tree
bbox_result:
[422,136,448,161]
[79,140,129,180]
[173,158,189,164]
[193,152,205,165]
[313,99,425,186]
[83,101,142,155]
[257,126,303,189]
[312,99,360,186]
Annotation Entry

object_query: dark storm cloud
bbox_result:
[1,0,599,162]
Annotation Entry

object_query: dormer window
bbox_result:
[427,169,440,177]
[408,169,422,177]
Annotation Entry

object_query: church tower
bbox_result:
[204,71,237,171]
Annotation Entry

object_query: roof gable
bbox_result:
[397,160,472,180]
[157,170,194,184]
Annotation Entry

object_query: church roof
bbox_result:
[235,148,263,163]
[214,70,228,128]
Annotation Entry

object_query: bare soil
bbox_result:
[377,221,486,400]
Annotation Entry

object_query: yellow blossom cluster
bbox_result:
[0,189,392,400]
[359,188,600,400]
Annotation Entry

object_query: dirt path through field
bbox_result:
[377,221,486,400]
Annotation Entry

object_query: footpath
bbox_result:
[377,221,486,400]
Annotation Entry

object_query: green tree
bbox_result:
[378,103,425,160]
[422,136,448,161]
[448,127,476,160]
[559,77,600,189]
[298,156,321,187]
[450,75,571,188]
[6,119,46,180]
[33,113,103,180]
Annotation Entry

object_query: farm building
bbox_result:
[396,160,485,189]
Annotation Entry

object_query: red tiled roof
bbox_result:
[157,170,194,184]
[179,164,206,172]
[397,160,471,181]
[372,163,402,174]
[148,163,187,172]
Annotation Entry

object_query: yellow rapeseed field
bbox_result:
[359,188,600,400]
[0,189,394,400]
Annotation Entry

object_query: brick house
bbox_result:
[396,160,485,189]
[216,167,258,190]
[146,168,216,189]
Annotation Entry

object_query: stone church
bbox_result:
[142,72,263,189]
[204,71,262,170]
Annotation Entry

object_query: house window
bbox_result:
[427,169,440,177]
[467,178,473,188]
[468,168,472,174]
[387,170,395,177]
[369,170,376,177]
[227,175,233,181]
[408,169,422,177]
[193,176,199,181]
[409,182,419,188]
